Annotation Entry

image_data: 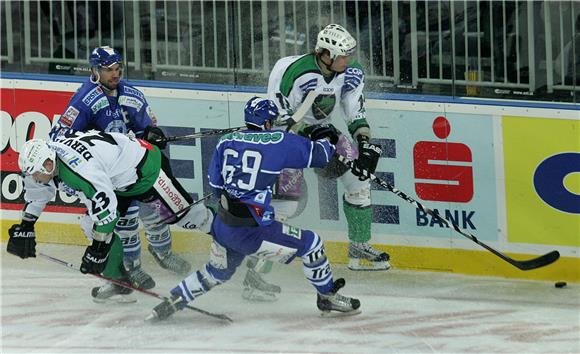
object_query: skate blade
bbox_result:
[241,289,280,302]
[320,309,362,318]
[348,259,391,271]
[92,294,137,304]
[144,311,158,322]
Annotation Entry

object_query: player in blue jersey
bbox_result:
[147,97,361,320]
[46,46,200,298]
[238,25,390,303]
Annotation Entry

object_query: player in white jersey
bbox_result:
[267,24,391,272]
[50,46,192,292]
[7,131,213,302]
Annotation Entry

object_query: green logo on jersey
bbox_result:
[220,131,283,144]
[312,94,336,120]
[282,224,302,239]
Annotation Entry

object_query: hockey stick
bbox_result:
[38,252,233,323]
[336,155,560,271]
[158,126,245,143]
[274,90,318,131]
[152,192,214,228]
[289,90,318,124]
[160,91,318,143]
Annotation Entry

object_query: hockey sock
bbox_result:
[343,199,372,243]
[102,233,124,279]
[145,224,172,255]
[172,264,221,302]
[120,233,141,268]
[301,232,334,294]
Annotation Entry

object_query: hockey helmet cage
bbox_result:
[315,24,357,59]
[18,139,56,175]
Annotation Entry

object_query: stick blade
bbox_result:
[513,250,560,271]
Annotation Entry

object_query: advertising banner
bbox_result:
[503,116,580,247]
[291,109,498,243]
[0,86,240,216]
[0,88,85,213]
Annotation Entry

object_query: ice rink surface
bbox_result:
[1,243,578,354]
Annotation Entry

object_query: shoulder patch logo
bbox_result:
[60,106,80,127]
[122,86,145,100]
[91,97,109,113]
[119,95,144,111]
[82,86,104,106]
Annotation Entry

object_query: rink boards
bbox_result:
[1,76,579,282]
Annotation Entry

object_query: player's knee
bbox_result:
[344,185,371,208]
[205,241,241,283]
[138,202,163,227]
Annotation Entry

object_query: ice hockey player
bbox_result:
[267,24,390,271]
[48,46,192,292]
[147,97,361,321]
[7,130,213,302]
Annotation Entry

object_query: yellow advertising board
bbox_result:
[503,116,580,247]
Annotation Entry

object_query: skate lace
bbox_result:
[361,243,383,256]
[319,291,353,311]
[331,292,352,307]
[351,242,382,257]
[128,268,152,284]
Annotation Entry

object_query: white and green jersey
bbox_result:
[25,130,161,234]
[267,53,370,139]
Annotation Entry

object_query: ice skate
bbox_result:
[146,295,185,321]
[148,245,192,275]
[91,281,136,304]
[125,263,156,290]
[241,268,281,302]
[317,278,361,317]
[347,242,391,271]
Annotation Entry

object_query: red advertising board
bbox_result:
[1,88,86,213]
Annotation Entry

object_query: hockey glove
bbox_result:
[352,138,382,181]
[80,239,113,274]
[144,125,167,150]
[305,124,339,145]
[7,220,36,259]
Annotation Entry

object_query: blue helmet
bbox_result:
[244,97,279,130]
[89,46,123,68]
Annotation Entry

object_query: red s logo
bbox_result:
[413,116,473,203]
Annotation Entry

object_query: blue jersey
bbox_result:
[208,130,335,226]
[50,80,155,140]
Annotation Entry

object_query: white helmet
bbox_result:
[18,139,56,175]
[315,24,357,59]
